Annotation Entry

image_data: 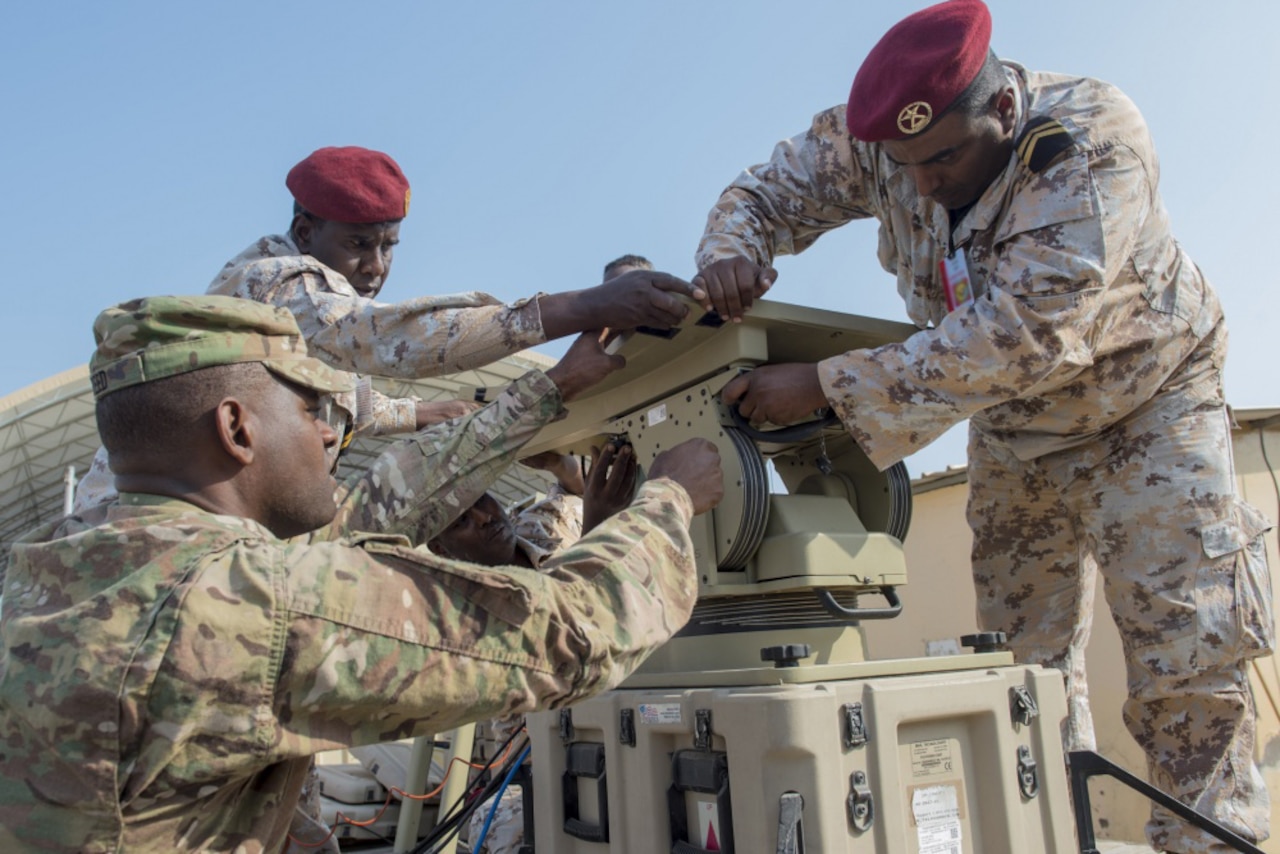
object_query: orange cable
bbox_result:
[288,732,525,848]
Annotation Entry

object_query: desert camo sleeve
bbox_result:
[817,144,1151,469]
[695,106,879,270]
[233,258,548,379]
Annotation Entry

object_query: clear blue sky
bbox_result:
[2,0,1274,476]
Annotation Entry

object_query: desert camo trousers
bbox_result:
[967,402,1274,853]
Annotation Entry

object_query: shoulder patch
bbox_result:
[1015,116,1077,173]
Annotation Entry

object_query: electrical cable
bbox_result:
[414,761,510,854]
[410,725,530,854]
[287,732,524,850]
[727,402,840,444]
[288,742,512,850]
[471,744,532,853]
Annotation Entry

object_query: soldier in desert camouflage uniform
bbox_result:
[694,1,1273,851]
[73,149,703,509]
[0,295,724,853]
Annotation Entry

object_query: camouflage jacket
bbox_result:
[697,62,1226,468]
[513,485,585,568]
[0,377,697,853]
[207,234,548,435]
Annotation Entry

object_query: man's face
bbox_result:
[431,493,518,566]
[881,100,1015,212]
[256,379,346,538]
[295,217,401,299]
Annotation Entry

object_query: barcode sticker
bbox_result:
[913,784,962,854]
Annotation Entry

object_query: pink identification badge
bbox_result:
[939,249,975,312]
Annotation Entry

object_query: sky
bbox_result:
[1,0,1276,477]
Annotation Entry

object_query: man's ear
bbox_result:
[426,537,448,557]
[291,212,314,252]
[214,398,256,466]
[994,86,1017,135]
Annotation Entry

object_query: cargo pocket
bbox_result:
[1198,500,1275,665]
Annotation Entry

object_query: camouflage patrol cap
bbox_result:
[89,295,355,399]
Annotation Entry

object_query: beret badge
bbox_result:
[897,101,934,135]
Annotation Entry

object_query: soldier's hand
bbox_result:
[540,271,706,338]
[414,399,481,430]
[721,364,828,426]
[692,257,777,323]
[545,330,626,403]
[582,442,638,532]
[649,438,724,516]
[520,451,586,496]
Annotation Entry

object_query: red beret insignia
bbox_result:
[897,101,934,135]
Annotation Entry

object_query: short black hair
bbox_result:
[603,254,653,281]
[945,52,1006,120]
[96,362,271,460]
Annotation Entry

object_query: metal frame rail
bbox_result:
[1066,750,1264,854]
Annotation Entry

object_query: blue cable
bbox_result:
[473,744,531,852]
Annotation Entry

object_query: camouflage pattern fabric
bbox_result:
[513,486,585,568]
[5,365,571,852]
[0,460,697,854]
[969,404,1273,852]
[467,785,525,854]
[284,768,340,854]
[72,232,547,511]
[71,448,119,513]
[697,62,1226,469]
[462,489,586,854]
[208,234,548,434]
[299,366,567,849]
[318,371,567,545]
[696,60,1273,849]
[81,369,561,559]
[74,293,355,513]
[90,295,353,400]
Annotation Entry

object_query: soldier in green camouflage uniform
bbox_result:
[0,295,723,853]
[439,444,639,854]
[695,2,1273,850]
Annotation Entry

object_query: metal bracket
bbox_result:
[619,708,636,747]
[776,791,805,854]
[1010,686,1039,727]
[558,708,574,744]
[841,703,868,749]
[1017,745,1039,799]
[847,770,874,832]
[694,709,713,751]
[1067,750,1265,854]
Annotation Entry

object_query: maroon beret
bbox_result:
[285,146,411,223]
[846,0,992,142]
